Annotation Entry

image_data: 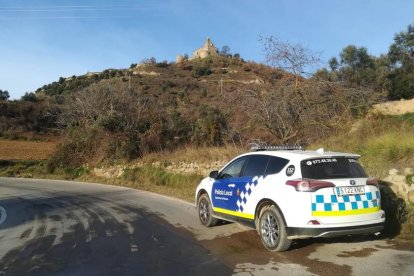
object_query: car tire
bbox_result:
[258,205,292,252]
[198,194,218,227]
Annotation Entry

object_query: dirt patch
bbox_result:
[371,98,414,115]
[337,247,378,258]
[200,230,352,276]
[376,239,414,252]
[0,140,56,160]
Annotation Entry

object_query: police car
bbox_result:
[195,146,385,252]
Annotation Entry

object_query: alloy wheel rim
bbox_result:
[261,212,279,247]
[199,199,210,223]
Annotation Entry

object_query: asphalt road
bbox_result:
[0,177,413,276]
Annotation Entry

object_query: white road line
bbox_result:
[0,206,6,225]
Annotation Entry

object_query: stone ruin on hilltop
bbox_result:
[176,37,219,63]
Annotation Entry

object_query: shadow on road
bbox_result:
[0,188,231,275]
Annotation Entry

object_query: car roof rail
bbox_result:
[250,144,305,151]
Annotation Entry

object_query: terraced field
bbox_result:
[0,140,57,160]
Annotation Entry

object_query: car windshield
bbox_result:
[300,157,367,179]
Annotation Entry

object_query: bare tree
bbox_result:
[55,81,156,161]
[243,85,303,143]
[59,81,150,133]
[239,78,377,144]
[259,36,320,90]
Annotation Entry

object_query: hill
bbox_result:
[1,56,277,140]
[1,53,382,168]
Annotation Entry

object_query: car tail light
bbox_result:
[366,177,379,188]
[286,179,335,192]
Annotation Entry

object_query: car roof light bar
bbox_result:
[250,145,305,151]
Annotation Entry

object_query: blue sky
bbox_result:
[1,0,413,99]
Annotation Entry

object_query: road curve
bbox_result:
[1,177,414,276]
[0,177,240,275]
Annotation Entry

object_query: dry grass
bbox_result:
[311,115,414,178]
[139,145,244,164]
[75,167,202,202]
[400,204,414,239]
[0,140,57,160]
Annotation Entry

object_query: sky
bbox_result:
[0,0,413,99]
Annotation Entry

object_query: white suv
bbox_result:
[195,146,385,252]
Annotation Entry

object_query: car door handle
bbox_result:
[228,184,235,188]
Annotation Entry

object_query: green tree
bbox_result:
[387,23,414,100]
[388,23,414,67]
[340,45,373,70]
[328,57,339,71]
[220,45,231,56]
[325,45,386,90]
[21,92,37,102]
[0,89,10,101]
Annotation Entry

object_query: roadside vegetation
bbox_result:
[312,113,414,178]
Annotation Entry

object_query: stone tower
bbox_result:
[191,37,219,59]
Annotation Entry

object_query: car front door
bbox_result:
[211,157,248,212]
[212,155,272,219]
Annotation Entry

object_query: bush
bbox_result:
[64,166,88,179]
[156,61,169,68]
[397,112,414,126]
[191,106,228,146]
[0,160,46,177]
[192,66,213,77]
[98,112,125,132]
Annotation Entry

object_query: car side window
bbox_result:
[219,157,247,179]
[241,155,270,177]
[265,156,289,175]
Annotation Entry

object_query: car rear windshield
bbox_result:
[300,157,367,179]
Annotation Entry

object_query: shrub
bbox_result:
[98,112,125,132]
[192,66,213,77]
[406,174,414,186]
[156,61,169,68]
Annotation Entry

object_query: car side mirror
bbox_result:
[209,170,219,179]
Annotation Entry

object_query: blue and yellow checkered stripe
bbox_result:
[312,191,380,216]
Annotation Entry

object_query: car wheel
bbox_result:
[258,205,292,252]
[198,194,218,227]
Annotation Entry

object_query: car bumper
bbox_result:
[286,222,384,239]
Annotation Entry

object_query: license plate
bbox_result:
[336,186,365,196]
